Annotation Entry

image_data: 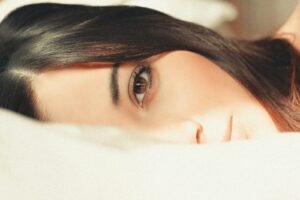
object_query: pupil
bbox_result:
[134,77,147,94]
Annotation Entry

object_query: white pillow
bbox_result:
[0,0,237,28]
[1,108,300,200]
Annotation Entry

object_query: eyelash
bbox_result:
[128,63,153,109]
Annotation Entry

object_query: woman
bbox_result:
[0,2,299,144]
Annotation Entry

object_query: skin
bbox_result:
[33,50,278,144]
[33,1,300,144]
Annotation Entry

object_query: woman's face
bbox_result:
[33,50,278,144]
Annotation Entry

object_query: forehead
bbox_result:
[32,64,113,124]
[31,53,163,127]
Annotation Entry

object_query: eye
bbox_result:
[129,63,152,108]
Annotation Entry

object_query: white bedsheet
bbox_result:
[0,108,300,200]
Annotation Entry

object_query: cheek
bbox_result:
[148,54,254,121]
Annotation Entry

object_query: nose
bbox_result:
[145,121,202,144]
[143,112,233,144]
[192,113,233,143]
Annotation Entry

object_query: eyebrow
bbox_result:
[110,63,120,105]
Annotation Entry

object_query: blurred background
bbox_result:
[0,0,298,40]
[226,0,298,39]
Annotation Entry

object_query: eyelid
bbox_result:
[128,61,158,110]
[128,62,152,108]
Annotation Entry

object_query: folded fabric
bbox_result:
[0,108,300,200]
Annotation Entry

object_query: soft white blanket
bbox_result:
[0,108,300,200]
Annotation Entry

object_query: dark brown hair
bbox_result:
[0,3,299,131]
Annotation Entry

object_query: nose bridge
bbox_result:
[141,111,232,144]
[146,120,200,144]
[192,112,232,143]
